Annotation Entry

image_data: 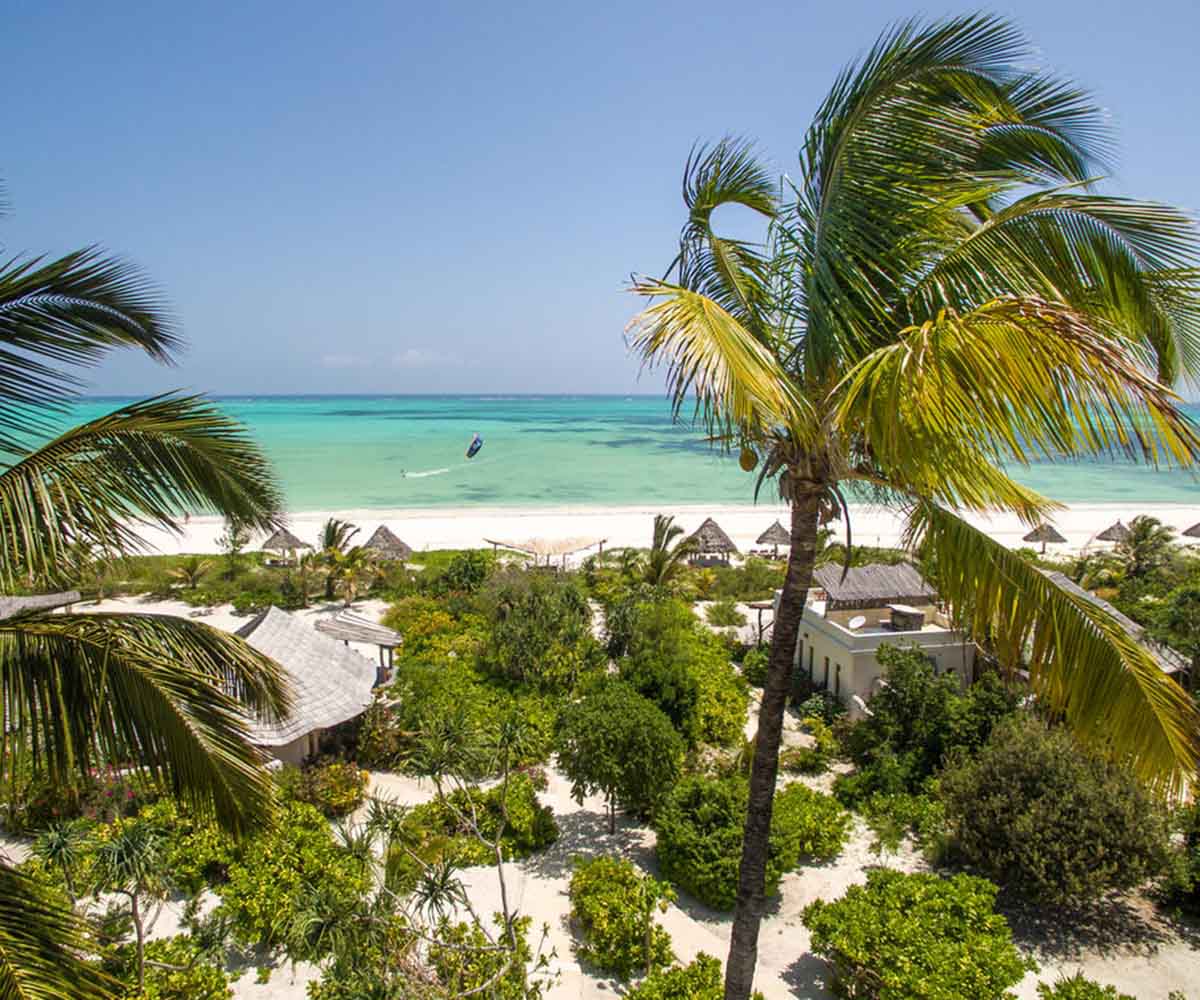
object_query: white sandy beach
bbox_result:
[136,501,1200,559]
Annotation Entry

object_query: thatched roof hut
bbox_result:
[756,521,791,557]
[1096,520,1131,543]
[261,528,311,555]
[235,606,376,763]
[0,591,80,621]
[1183,522,1200,540]
[364,526,413,562]
[1023,523,1067,554]
[689,518,739,563]
[812,563,935,611]
[1043,571,1188,675]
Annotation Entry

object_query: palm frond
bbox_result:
[908,502,1200,794]
[0,394,284,590]
[835,298,1200,480]
[627,281,810,444]
[0,862,115,1000]
[0,612,291,834]
[0,249,177,454]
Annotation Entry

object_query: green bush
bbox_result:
[708,557,785,601]
[106,934,232,999]
[427,914,545,999]
[625,953,765,1000]
[939,716,1171,904]
[803,869,1033,1000]
[793,689,846,725]
[133,800,233,895]
[620,599,748,746]
[860,790,948,861]
[555,680,684,829]
[1037,975,1136,1000]
[705,599,747,628]
[654,775,848,910]
[568,855,674,978]
[276,760,367,818]
[780,717,838,776]
[215,802,371,949]
[741,645,769,686]
[1163,801,1200,913]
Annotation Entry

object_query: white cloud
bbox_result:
[393,347,463,368]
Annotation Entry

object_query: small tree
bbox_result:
[32,821,89,901]
[555,681,684,833]
[216,518,251,580]
[1153,583,1200,691]
[89,820,168,989]
[169,555,213,590]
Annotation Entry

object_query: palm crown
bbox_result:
[629,15,1200,999]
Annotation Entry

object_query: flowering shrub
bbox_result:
[568,855,674,978]
[276,760,368,818]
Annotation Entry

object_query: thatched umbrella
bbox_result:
[756,520,791,558]
[1183,522,1200,541]
[1095,520,1131,544]
[364,525,413,562]
[261,527,312,561]
[1023,522,1067,555]
[690,517,739,563]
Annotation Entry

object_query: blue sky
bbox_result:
[4,0,1198,395]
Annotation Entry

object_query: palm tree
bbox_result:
[642,514,697,587]
[169,555,214,590]
[319,517,360,598]
[628,16,1200,998]
[332,545,376,606]
[0,197,291,997]
[1117,515,1177,580]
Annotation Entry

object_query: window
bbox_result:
[808,644,814,679]
[835,663,841,696]
[823,656,830,689]
[797,638,804,669]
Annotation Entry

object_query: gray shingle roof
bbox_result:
[235,606,376,746]
[1043,571,1188,674]
[0,591,81,621]
[315,609,402,648]
[812,563,936,610]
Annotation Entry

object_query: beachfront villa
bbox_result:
[787,563,974,717]
[235,606,379,765]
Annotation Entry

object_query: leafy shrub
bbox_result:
[1,766,152,834]
[1037,975,1136,1000]
[133,800,233,895]
[1163,801,1200,913]
[793,689,846,725]
[106,934,232,999]
[860,790,948,861]
[741,645,769,686]
[654,775,848,910]
[939,716,1171,904]
[276,760,367,818]
[705,599,747,628]
[427,914,545,999]
[780,717,838,775]
[215,802,370,948]
[707,557,785,601]
[555,680,684,829]
[625,953,765,1000]
[620,598,748,746]
[803,869,1033,1000]
[481,571,605,690]
[568,856,674,978]
[427,549,493,595]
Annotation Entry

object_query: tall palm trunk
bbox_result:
[724,485,822,1000]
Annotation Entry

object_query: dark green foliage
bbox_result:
[1163,801,1200,913]
[619,598,748,746]
[740,645,769,686]
[568,855,674,978]
[1037,975,1136,1000]
[860,791,949,862]
[837,646,1018,806]
[792,689,847,725]
[431,549,494,594]
[275,760,367,818]
[481,571,605,691]
[625,953,765,1000]
[939,716,1171,904]
[706,557,786,601]
[803,870,1033,1000]
[704,599,746,627]
[555,680,684,828]
[653,775,848,910]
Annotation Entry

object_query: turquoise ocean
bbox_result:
[70,395,1200,511]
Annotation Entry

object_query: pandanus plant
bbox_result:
[628,15,1200,998]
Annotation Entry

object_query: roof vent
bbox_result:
[887,604,926,631]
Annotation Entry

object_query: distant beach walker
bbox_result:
[65,395,1200,511]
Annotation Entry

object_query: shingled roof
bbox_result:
[0,591,81,621]
[1042,571,1188,675]
[812,563,936,610]
[364,526,413,562]
[235,606,376,747]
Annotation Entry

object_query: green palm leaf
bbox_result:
[0,863,115,1000]
[0,612,290,833]
[908,501,1200,793]
[0,249,177,455]
[0,394,284,590]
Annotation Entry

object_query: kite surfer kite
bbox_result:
[466,433,483,459]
